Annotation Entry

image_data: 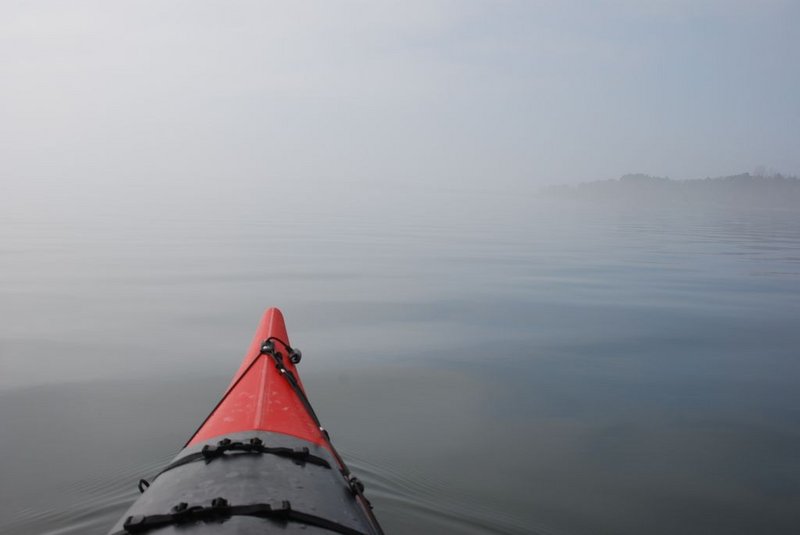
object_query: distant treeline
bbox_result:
[544,172,800,209]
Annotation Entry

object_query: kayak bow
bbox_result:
[109,308,384,535]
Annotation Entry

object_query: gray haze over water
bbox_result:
[2,1,800,534]
[2,1,799,190]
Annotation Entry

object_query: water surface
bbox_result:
[1,191,799,534]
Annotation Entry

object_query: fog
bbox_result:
[3,0,799,223]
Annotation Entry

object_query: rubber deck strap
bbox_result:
[147,439,331,485]
[113,501,368,535]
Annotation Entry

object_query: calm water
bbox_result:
[1,189,799,534]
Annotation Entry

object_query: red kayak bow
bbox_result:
[109,308,383,535]
[187,308,327,448]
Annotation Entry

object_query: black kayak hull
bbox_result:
[109,431,378,535]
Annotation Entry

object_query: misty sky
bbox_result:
[2,0,799,205]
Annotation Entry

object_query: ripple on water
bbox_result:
[347,451,548,535]
[4,456,169,535]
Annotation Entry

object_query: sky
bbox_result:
[1,0,799,209]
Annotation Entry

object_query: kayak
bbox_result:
[109,308,384,535]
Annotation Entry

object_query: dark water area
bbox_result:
[1,192,799,534]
